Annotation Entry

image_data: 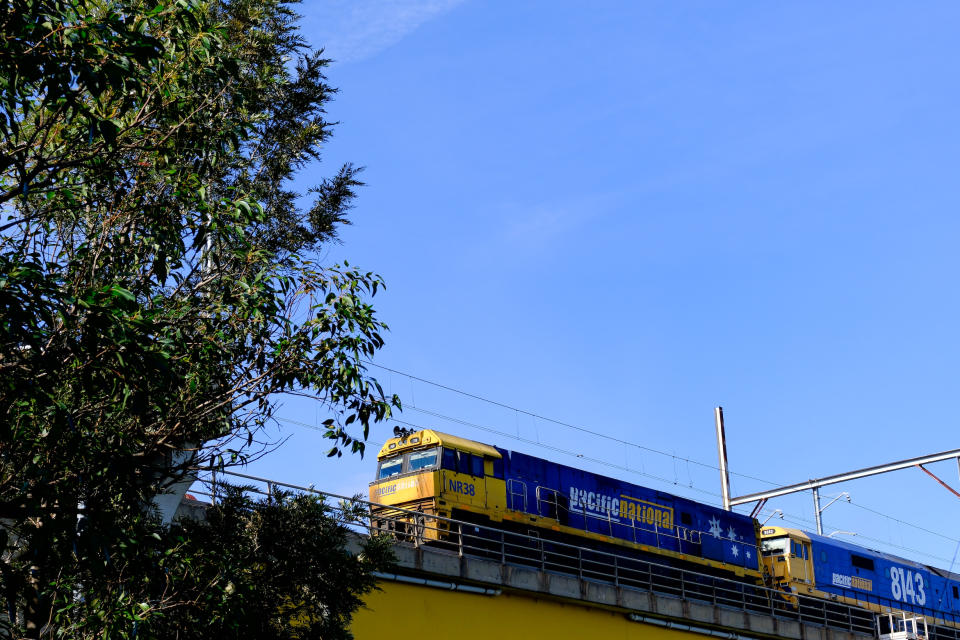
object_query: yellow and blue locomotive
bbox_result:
[369,429,761,579]
[760,525,960,627]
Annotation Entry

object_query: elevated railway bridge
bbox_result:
[190,471,954,640]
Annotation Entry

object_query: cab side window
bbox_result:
[851,555,875,572]
[456,451,472,475]
[471,454,484,477]
[442,448,457,471]
[492,458,504,479]
[442,448,488,477]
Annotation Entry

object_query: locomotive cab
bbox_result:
[369,429,506,542]
[761,526,815,594]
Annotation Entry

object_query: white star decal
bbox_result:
[746,550,752,560]
[708,516,722,539]
[731,544,739,558]
[726,525,739,541]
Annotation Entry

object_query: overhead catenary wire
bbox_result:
[844,497,960,544]
[366,362,781,487]
[774,510,956,566]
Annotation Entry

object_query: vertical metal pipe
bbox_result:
[813,487,823,535]
[715,407,732,511]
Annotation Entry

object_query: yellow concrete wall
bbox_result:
[352,581,707,640]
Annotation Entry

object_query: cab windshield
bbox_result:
[409,449,438,471]
[377,455,404,479]
[761,537,789,557]
[376,447,439,479]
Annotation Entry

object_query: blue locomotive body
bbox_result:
[497,448,760,571]
[810,533,960,616]
[762,525,960,626]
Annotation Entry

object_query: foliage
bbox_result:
[162,490,394,640]
[0,0,399,635]
[48,489,394,640]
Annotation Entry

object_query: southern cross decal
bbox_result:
[708,516,722,539]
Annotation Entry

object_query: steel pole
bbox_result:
[813,487,823,535]
[715,407,732,511]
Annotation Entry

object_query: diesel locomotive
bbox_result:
[369,429,761,579]
[369,429,960,629]
[761,524,960,626]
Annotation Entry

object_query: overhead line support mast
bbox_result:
[713,406,960,535]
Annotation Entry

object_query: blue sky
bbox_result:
[242,1,960,568]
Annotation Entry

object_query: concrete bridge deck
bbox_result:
[351,538,875,640]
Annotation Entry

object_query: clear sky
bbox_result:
[241,1,960,570]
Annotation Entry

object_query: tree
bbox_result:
[63,489,394,639]
[0,0,398,635]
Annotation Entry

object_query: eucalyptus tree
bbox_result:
[0,0,397,635]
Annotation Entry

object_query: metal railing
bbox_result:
[190,471,960,640]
